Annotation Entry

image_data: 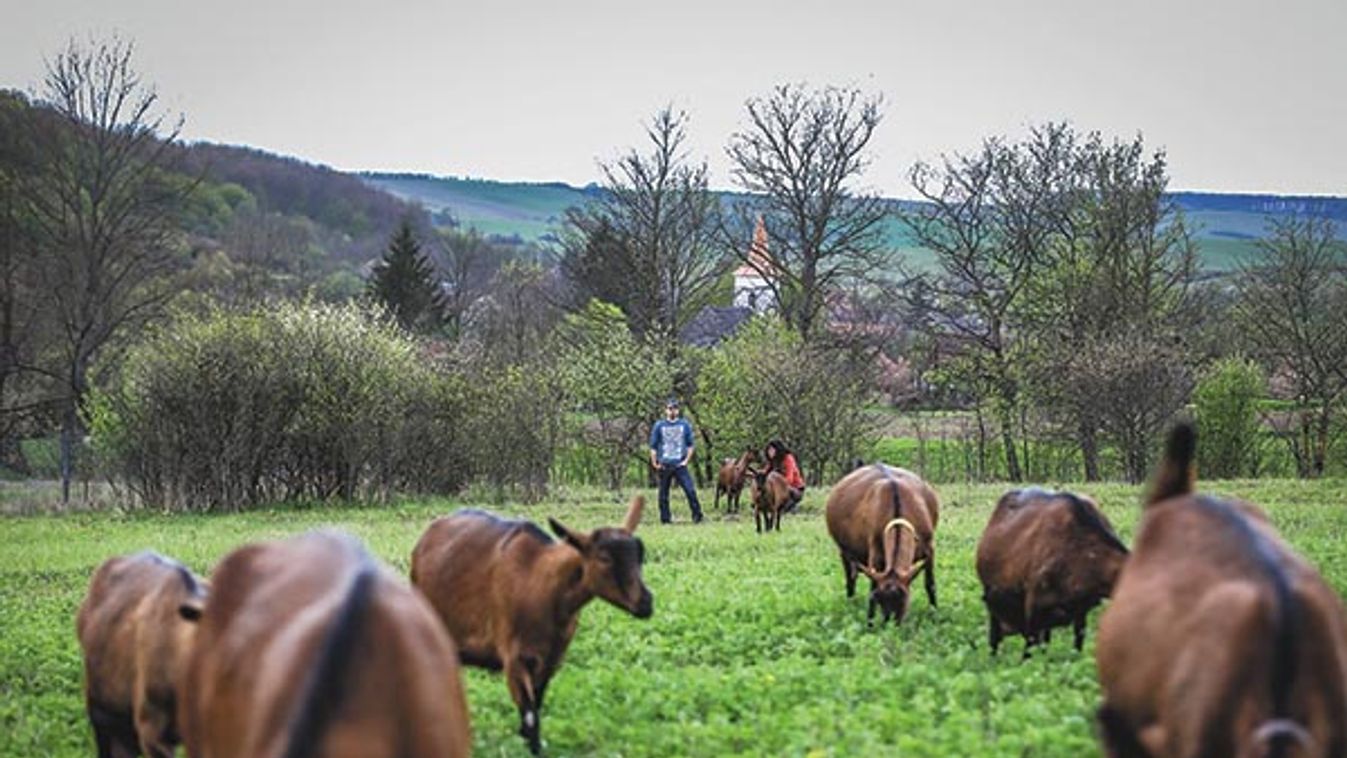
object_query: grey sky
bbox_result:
[3,0,1344,197]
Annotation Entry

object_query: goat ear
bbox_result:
[549,518,589,551]
[858,563,881,581]
[621,495,645,534]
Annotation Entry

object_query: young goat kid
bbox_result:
[1096,423,1347,758]
[715,448,758,513]
[410,495,653,754]
[825,464,939,625]
[749,469,792,533]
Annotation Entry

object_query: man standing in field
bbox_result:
[649,398,704,524]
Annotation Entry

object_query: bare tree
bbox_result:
[464,261,562,366]
[1236,215,1347,477]
[436,227,502,340]
[901,129,1068,481]
[560,107,722,352]
[221,208,316,302]
[1019,127,1197,480]
[0,91,52,472]
[725,84,890,341]
[20,37,195,501]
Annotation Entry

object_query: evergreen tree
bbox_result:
[368,220,446,332]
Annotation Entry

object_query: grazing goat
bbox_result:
[976,488,1129,657]
[178,530,470,758]
[749,469,792,533]
[76,552,206,758]
[1096,423,1347,758]
[715,448,759,512]
[410,495,652,754]
[825,464,939,625]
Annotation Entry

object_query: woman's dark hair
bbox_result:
[764,439,791,464]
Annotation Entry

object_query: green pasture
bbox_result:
[3,479,1346,756]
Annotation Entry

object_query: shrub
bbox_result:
[554,301,679,490]
[1194,356,1268,479]
[89,302,470,511]
[696,317,879,485]
[462,359,566,502]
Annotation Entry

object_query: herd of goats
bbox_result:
[73,422,1347,757]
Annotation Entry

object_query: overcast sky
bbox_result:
[3,0,1344,197]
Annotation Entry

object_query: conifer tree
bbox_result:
[368,220,446,332]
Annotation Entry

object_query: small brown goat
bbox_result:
[178,530,470,758]
[825,464,939,625]
[410,495,652,754]
[976,488,1129,657]
[749,469,792,533]
[76,551,206,758]
[1096,423,1347,758]
[715,448,759,512]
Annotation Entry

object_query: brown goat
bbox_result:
[410,495,652,754]
[178,530,470,758]
[749,469,792,533]
[824,463,939,625]
[976,488,1129,658]
[76,552,207,758]
[1096,423,1347,758]
[715,448,759,512]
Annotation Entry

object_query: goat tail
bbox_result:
[1148,422,1196,507]
[280,551,377,758]
[1247,718,1313,758]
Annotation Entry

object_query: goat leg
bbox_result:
[841,554,857,598]
[923,546,937,608]
[507,656,542,754]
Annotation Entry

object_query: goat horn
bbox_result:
[879,518,916,574]
[884,518,917,537]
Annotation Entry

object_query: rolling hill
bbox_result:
[364,172,1347,272]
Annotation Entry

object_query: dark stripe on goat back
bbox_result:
[138,550,202,594]
[456,509,553,546]
[877,471,908,567]
[175,564,202,595]
[1064,494,1128,555]
[280,554,378,758]
[1192,496,1299,729]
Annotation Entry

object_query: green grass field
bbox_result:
[3,479,1346,756]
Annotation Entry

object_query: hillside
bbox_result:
[182,143,419,251]
[365,172,1347,272]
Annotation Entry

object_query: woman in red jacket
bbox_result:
[764,439,805,511]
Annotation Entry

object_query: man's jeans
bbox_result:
[657,464,703,523]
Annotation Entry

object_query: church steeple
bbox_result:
[733,215,777,312]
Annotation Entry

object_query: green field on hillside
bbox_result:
[363,174,1327,273]
[3,479,1345,756]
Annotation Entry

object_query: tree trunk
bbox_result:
[59,401,77,503]
[1313,405,1330,479]
[973,406,988,481]
[1077,421,1100,482]
[997,403,1022,483]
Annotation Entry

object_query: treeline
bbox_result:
[3,38,1345,509]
